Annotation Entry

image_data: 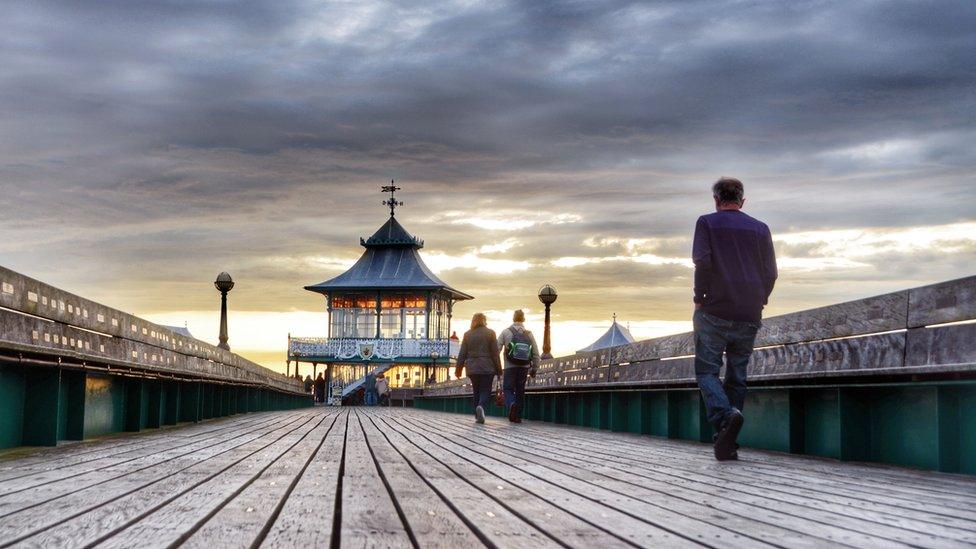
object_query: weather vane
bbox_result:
[382,180,402,217]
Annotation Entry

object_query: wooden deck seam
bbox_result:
[0,413,272,486]
[0,414,285,499]
[410,414,956,547]
[416,412,976,519]
[328,411,348,549]
[377,411,736,549]
[418,414,976,538]
[74,411,324,548]
[248,412,342,549]
[354,411,421,549]
[412,412,968,543]
[165,412,336,548]
[0,412,323,548]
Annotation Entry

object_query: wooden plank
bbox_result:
[425,412,976,546]
[390,413,837,548]
[180,412,341,548]
[0,412,320,545]
[0,414,273,494]
[908,275,976,328]
[355,410,485,547]
[444,411,976,526]
[259,410,348,548]
[64,412,325,548]
[0,412,267,483]
[338,409,413,548]
[358,411,567,548]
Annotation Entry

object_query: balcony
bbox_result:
[289,337,459,362]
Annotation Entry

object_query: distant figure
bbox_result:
[303,374,313,400]
[376,373,390,406]
[497,309,539,423]
[692,177,778,461]
[456,312,502,424]
[314,372,326,404]
[363,372,378,406]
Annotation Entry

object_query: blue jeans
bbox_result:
[694,309,760,431]
[364,389,378,406]
[503,367,528,415]
[470,374,495,412]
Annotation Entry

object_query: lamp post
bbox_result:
[214,272,235,351]
[537,284,557,359]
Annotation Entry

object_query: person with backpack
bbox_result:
[497,309,540,423]
[455,313,502,424]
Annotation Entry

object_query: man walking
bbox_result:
[693,177,777,460]
[497,310,540,423]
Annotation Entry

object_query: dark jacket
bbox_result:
[692,209,778,323]
[457,326,503,376]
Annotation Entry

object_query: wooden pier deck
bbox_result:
[1,407,974,548]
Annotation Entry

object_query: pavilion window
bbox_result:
[404,308,427,339]
[380,309,402,338]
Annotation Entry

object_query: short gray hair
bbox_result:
[712,177,744,205]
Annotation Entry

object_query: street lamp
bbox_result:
[214,272,235,351]
[537,284,557,359]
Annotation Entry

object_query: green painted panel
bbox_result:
[146,381,163,429]
[624,393,646,434]
[180,382,200,423]
[839,388,871,462]
[738,389,792,453]
[22,368,61,446]
[60,371,86,441]
[553,394,568,424]
[83,374,125,438]
[800,388,842,459]
[669,391,708,442]
[645,392,669,437]
[164,382,180,425]
[956,386,976,475]
[609,393,628,432]
[0,365,25,449]
[870,386,940,470]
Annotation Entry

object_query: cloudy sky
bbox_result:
[1,0,974,371]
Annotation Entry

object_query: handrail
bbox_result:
[0,265,304,393]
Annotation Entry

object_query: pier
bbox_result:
[1,407,975,548]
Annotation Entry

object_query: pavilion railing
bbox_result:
[289,336,459,361]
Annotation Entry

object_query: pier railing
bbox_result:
[418,275,976,474]
[0,265,308,449]
[289,336,460,362]
[0,265,302,392]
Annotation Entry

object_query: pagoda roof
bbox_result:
[577,319,635,353]
[305,216,473,300]
[360,217,424,248]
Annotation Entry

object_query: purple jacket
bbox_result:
[692,210,777,323]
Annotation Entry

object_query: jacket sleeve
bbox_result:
[497,329,509,366]
[488,330,502,374]
[760,224,778,304]
[692,216,712,304]
[529,331,541,369]
[456,334,468,368]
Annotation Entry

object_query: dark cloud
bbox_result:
[0,0,974,334]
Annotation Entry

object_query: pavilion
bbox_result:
[288,184,473,401]
[577,315,635,353]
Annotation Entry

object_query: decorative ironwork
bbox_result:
[289,337,458,361]
[381,181,402,217]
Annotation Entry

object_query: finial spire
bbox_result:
[612,312,617,324]
[381,180,402,217]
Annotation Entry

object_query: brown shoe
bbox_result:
[508,403,519,422]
